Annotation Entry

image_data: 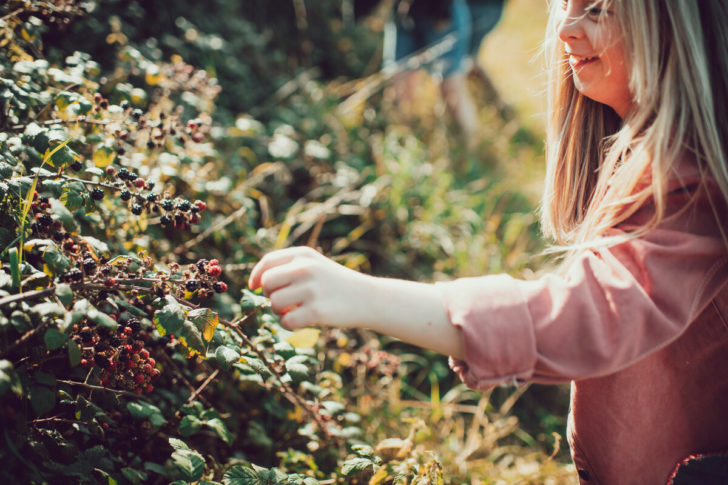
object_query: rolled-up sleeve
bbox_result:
[438,181,728,389]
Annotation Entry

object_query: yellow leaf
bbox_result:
[92,146,116,167]
[286,328,320,349]
[368,467,388,485]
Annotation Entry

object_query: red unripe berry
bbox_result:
[214,281,228,293]
[124,326,133,335]
[143,363,153,374]
[134,373,145,385]
[147,358,155,367]
[209,259,219,266]
[80,358,88,366]
[194,200,206,211]
[189,213,201,224]
[105,277,116,288]
[207,265,222,277]
[105,167,116,177]
[152,368,161,378]
[134,387,143,394]
[139,349,149,360]
[145,383,154,393]
[133,178,146,188]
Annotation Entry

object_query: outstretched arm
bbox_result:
[248,246,464,359]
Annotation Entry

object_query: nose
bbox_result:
[557,6,585,43]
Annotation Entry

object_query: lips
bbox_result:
[569,55,598,69]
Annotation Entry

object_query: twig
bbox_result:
[0,8,23,23]
[0,286,54,307]
[57,379,150,400]
[221,313,339,442]
[185,368,219,405]
[10,117,113,132]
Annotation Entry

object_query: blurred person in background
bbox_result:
[382,0,506,147]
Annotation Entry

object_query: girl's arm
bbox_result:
[248,246,465,359]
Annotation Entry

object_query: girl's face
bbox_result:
[557,0,633,117]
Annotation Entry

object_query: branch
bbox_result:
[10,117,113,132]
[57,379,150,400]
[221,311,339,442]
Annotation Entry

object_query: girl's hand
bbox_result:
[248,246,373,330]
[248,246,464,358]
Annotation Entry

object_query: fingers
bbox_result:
[248,248,299,290]
[269,285,310,314]
[280,304,320,330]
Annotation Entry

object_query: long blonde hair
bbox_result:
[540,0,728,247]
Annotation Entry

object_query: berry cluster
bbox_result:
[72,317,160,394]
[172,258,228,300]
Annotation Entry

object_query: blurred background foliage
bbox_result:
[0,0,577,483]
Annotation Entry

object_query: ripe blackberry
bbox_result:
[185,279,199,291]
[132,109,143,120]
[68,268,83,282]
[70,161,83,171]
[176,199,191,212]
[196,259,208,274]
[131,204,143,215]
[160,215,172,227]
[128,318,141,333]
[162,199,174,211]
[90,187,105,200]
[82,258,96,273]
[94,354,111,368]
[146,193,157,203]
[120,189,132,201]
[37,214,53,227]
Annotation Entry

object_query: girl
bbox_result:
[249,1,728,483]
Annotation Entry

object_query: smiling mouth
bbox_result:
[569,55,598,69]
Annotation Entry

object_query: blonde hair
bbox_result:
[540,0,728,248]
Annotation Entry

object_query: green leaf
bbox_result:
[55,283,74,307]
[285,355,310,382]
[44,328,66,350]
[215,345,240,369]
[87,308,118,330]
[205,417,233,445]
[127,401,165,426]
[29,385,56,415]
[68,339,82,366]
[42,243,72,273]
[223,465,260,485]
[0,360,23,396]
[170,444,205,481]
[341,457,375,476]
[188,307,219,342]
[179,415,203,437]
[179,319,206,356]
[121,467,148,485]
[240,289,267,312]
[154,295,185,336]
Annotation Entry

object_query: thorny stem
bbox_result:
[222,310,339,442]
[57,379,151,400]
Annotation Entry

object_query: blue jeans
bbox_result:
[384,0,472,79]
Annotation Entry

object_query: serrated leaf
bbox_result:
[179,319,205,356]
[205,417,233,445]
[42,243,71,273]
[188,307,219,342]
[223,464,260,485]
[154,295,186,336]
[171,446,205,481]
[179,415,203,437]
[341,457,375,476]
[285,355,310,382]
[286,328,320,349]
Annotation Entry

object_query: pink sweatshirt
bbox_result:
[437,162,728,484]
